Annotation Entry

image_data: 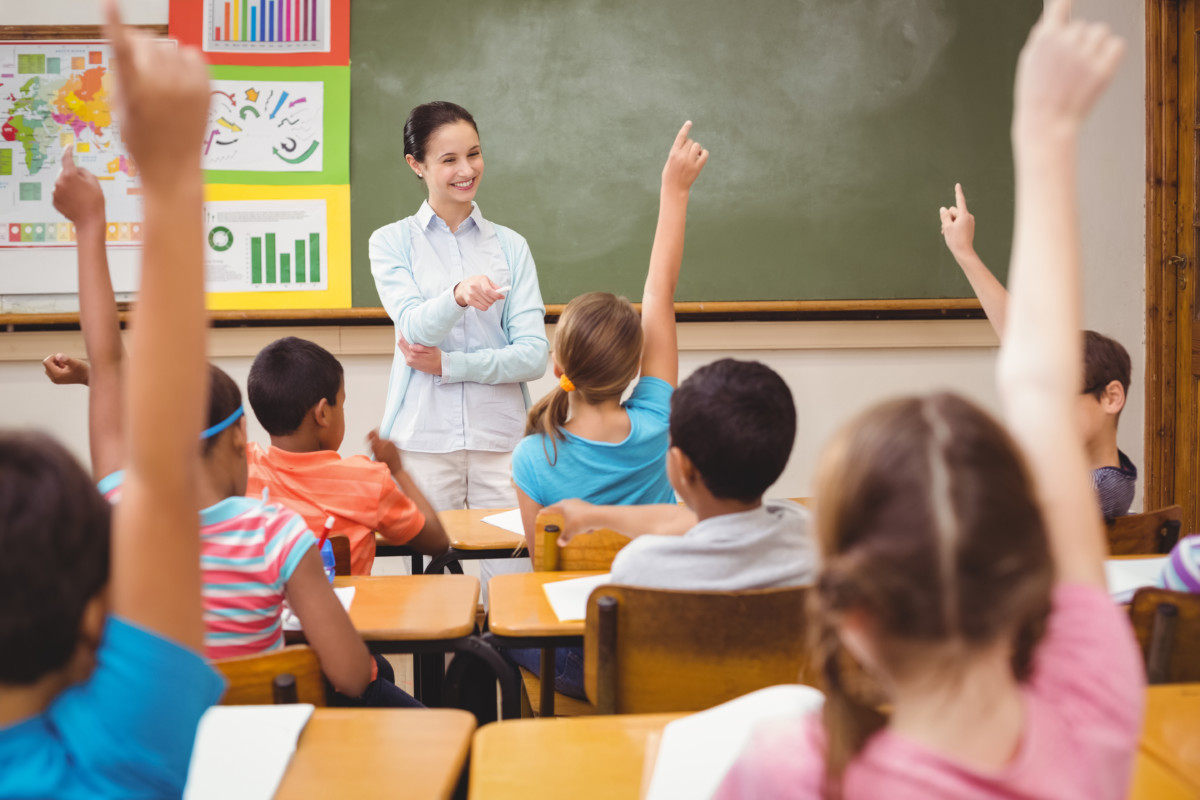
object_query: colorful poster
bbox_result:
[204,66,348,185]
[204,184,350,310]
[170,0,349,67]
[205,80,324,172]
[0,41,142,249]
[204,198,328,293]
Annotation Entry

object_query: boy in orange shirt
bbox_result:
[246,336,449,574]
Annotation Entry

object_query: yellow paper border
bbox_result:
[203,184,351,310]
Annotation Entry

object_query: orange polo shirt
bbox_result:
[246,442,425,575]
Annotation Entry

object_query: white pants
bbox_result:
[399,449,531,606]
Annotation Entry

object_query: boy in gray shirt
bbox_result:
[548,358,817,590]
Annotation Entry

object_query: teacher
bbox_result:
[369,101,549,511]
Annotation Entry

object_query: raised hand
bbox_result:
[939,183,976,261]
[662,120,709,193]
[52,148,106,229]
[42,353,91,385]
[454,274,505,311]
[397,333,443,375]
[105,0,210,187]
[1013,0,1126,141]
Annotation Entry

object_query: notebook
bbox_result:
[281,585,355,631]
[543,572,613,622]
[184,704,314,799]
[1105,556,1168,603]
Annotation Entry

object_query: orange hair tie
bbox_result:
[559,374,576,392]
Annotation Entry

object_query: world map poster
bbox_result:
[0,42,142,249]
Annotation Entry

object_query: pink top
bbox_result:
[715,584,1145,800]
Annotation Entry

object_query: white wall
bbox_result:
[1,0,1148,504]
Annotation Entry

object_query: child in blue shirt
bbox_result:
[0,7,224,796]
[507,122,708,697]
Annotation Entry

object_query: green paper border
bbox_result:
[205,65,349,185]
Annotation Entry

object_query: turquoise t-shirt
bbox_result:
[0,615,225,799]
[512,376,676,507]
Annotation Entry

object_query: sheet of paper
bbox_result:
[282,585,354,631]
[644,685,825,800]
[184,704,314,800]
[542,573,612,622]
[1105,556,1168,604]
[481,508,526,536]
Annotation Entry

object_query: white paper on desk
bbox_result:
[184,704,314,800]
[1105,557,1168,603]
[282,585,355,631]
[481,508,527,537]
[644,685,825,800]
[542,573,613,622]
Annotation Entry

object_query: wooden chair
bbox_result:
[1129,587,1200,684]
[213,645,327,706]
[329,534,352,576]
[583,584,816,714]
[1107,505,1182,556]
[533,511,630,572]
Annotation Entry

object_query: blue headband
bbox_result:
[200,405,244,440]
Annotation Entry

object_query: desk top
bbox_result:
[469,712,683,799]
[332,575,480,641]
[277,708,474,800]
[487,571,605,638]
[440,508,526,551]
[1140,683,1200,792]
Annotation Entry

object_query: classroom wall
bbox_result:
[1,0,1148,505]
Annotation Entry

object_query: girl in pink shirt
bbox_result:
[717,3,1144,798]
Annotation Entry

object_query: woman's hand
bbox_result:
[454,274,506,311]
[398,334,443,375]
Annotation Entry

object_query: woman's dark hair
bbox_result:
[0,431,111,684]
[403,101,478,168]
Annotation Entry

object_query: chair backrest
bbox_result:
[1108,505,1183,555]
[1129,587,1200,683]
[213,645,327,706]
[533,511,630,572]
[329,534,352,576]
[582,584,815,714]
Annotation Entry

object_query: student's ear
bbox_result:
[667,446,698,487]
[313,398,331,429]
[1101,380,1126,416]
[231,417,247,454]
[552,354,562,380]
[405,154,424,179]
[835,607,884,679]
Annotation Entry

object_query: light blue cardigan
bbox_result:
[368,214,549,441]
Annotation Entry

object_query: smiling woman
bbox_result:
[368,101,550,522]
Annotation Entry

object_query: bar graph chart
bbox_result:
[203,199,327,293]
[204,0,331,54]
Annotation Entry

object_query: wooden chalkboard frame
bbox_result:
[0,24,986,326]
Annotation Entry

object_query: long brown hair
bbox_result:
[812,393,1053,797]
[525,292,642,464]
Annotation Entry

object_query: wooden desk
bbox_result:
[469,712,683,799]
[1139,683,1200,792]
[483,571,603,716]
[278,708,474,800]
[424,508,528,574]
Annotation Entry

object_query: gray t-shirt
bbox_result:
[609,499,818,591]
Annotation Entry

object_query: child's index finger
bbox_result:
[955,183,967,212]
[1043,0,1072,28]
[673,121,693,150]
[103,0,135,74]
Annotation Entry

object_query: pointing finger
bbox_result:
[1043,0,1071,28]
[104,0,134,75]
[955,183,967,213]
[672,120,693,151]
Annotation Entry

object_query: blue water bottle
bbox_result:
[319,515,336,583]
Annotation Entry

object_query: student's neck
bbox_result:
[689,494,762,523]
[887,645,1025,771]
[1086,429,1121,471]
[270,430,327,454]
[429,198,472,233]
[562,396,630,443]
[197,462,236,508]
[0,671,71,726]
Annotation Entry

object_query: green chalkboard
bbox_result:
[349,0,1041,307]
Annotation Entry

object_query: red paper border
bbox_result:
[168,0,348,66]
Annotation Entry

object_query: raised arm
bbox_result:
[52,148,125,480]
[997,0,1124,588]
[640,122,708,386]
[105,2,213,648]
[939,183,1010,337]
